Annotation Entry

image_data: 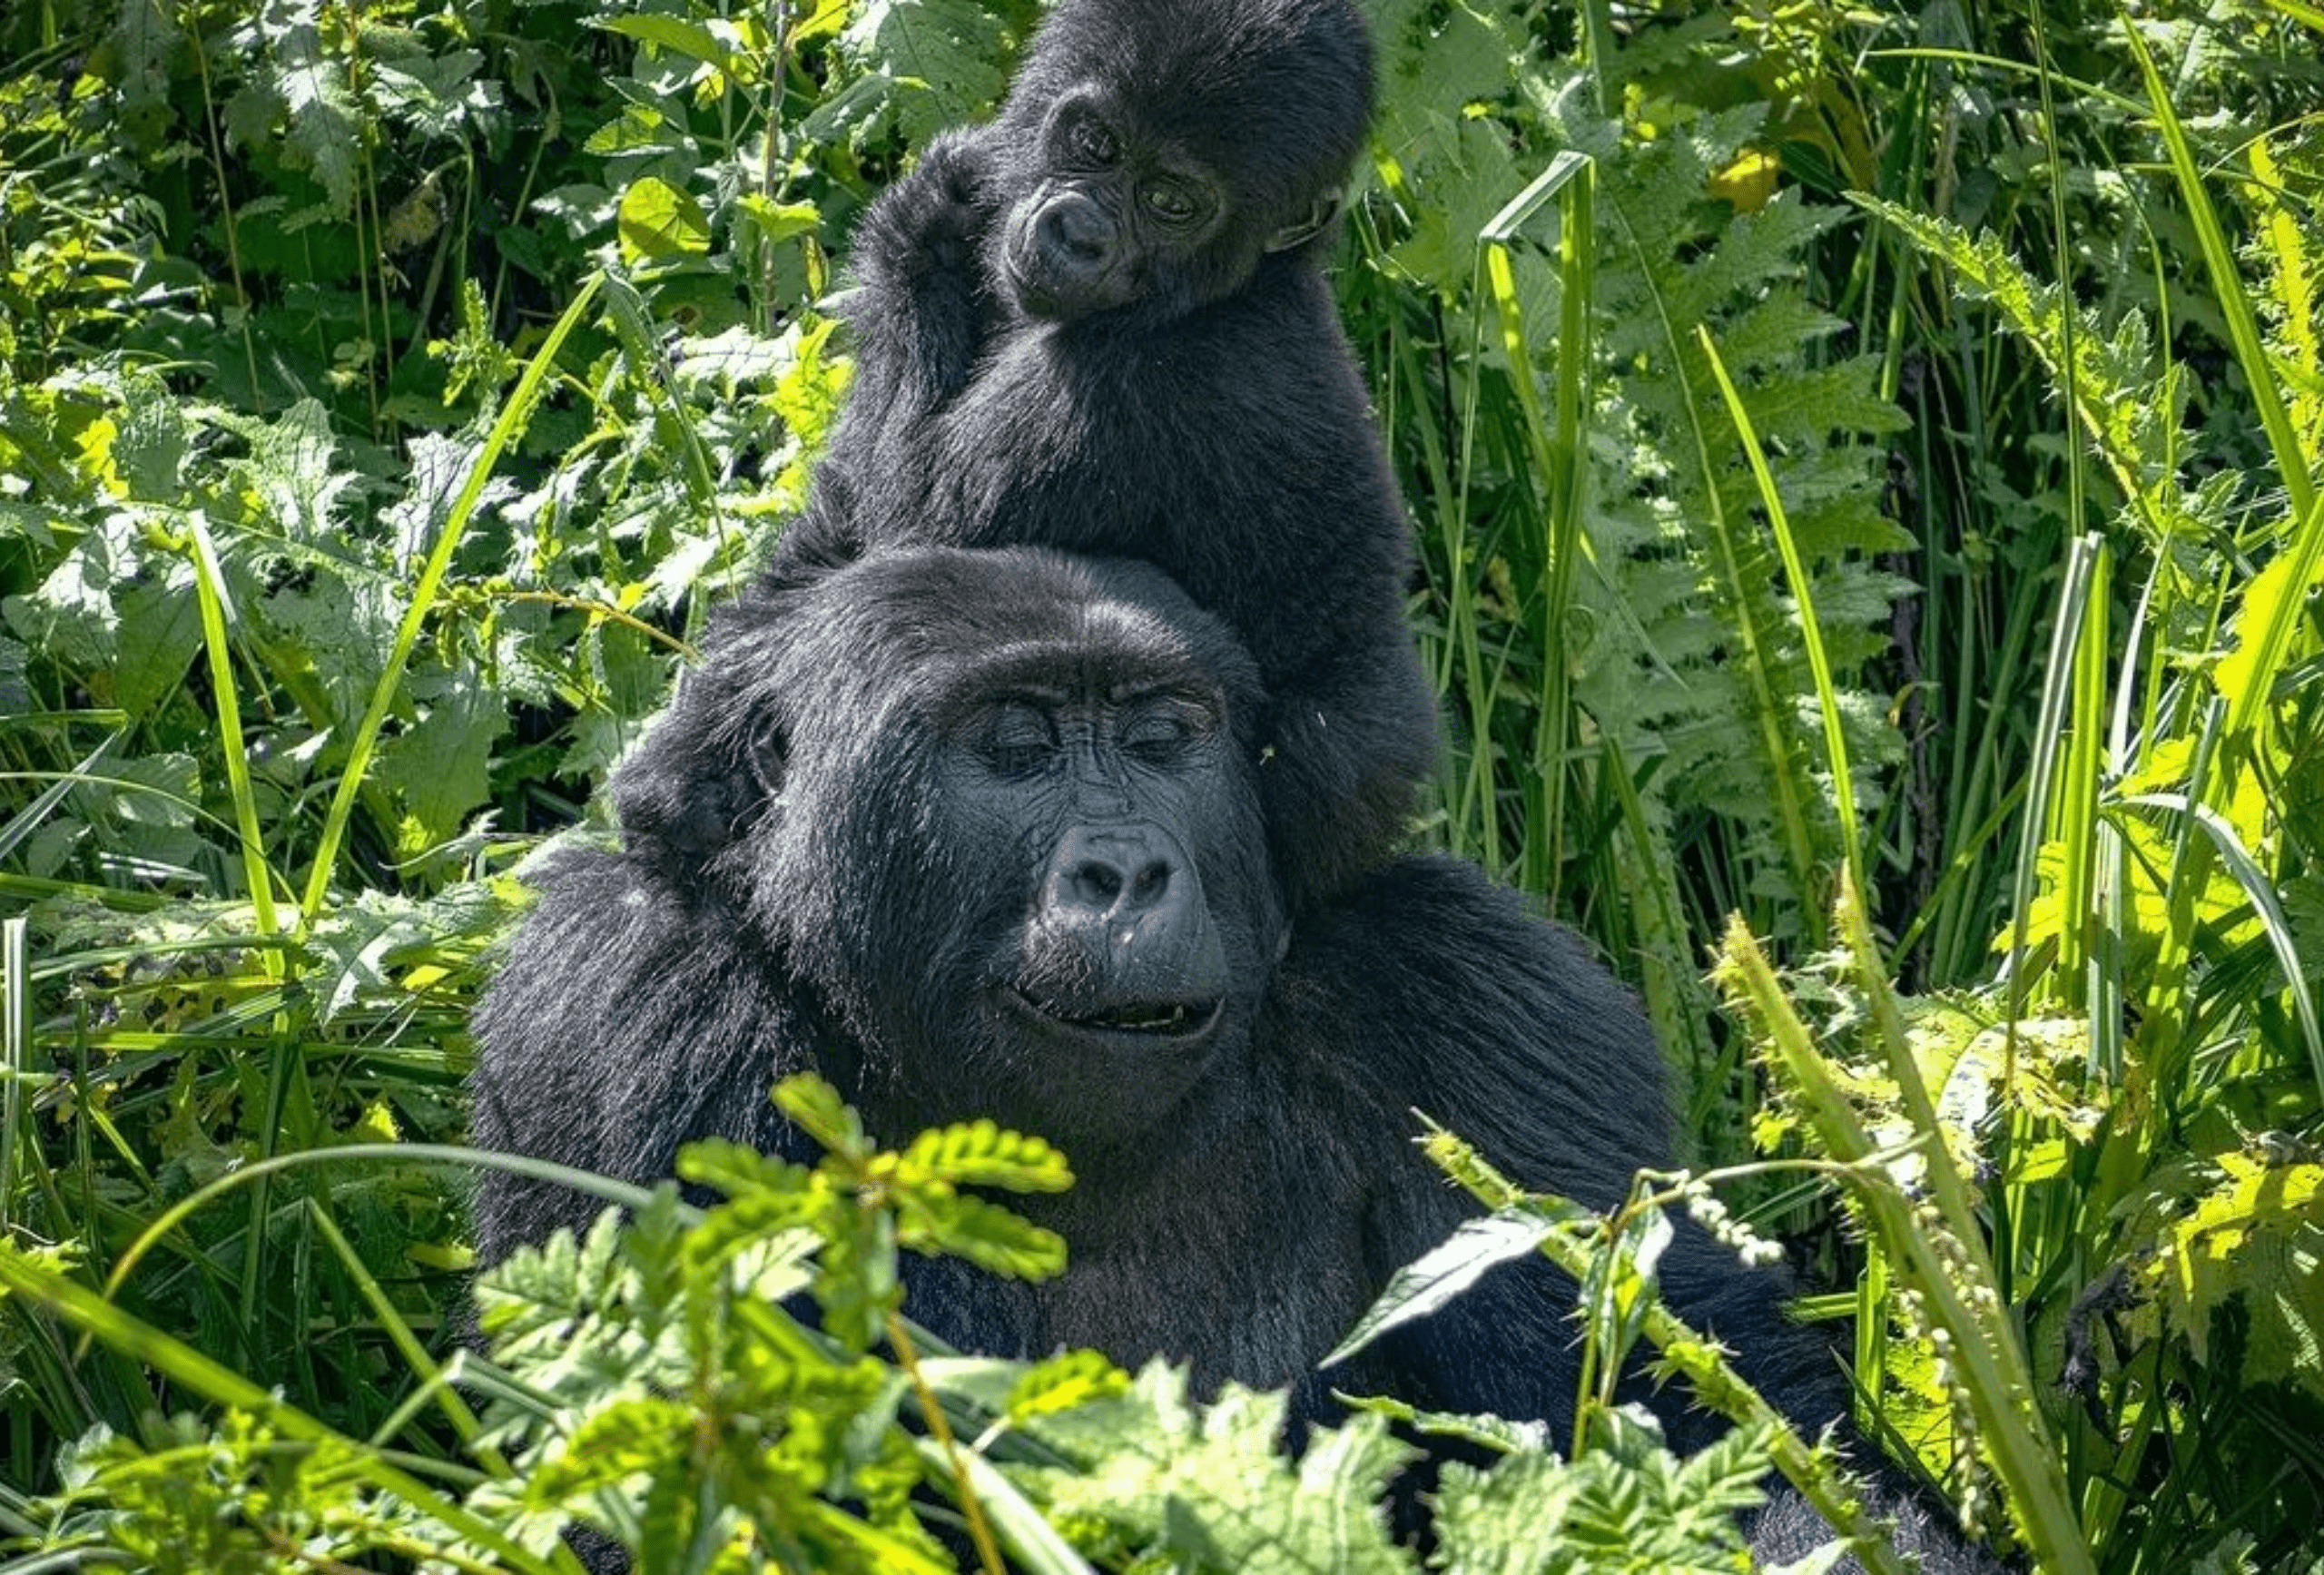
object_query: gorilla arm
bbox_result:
[468,843,803,1265]
[832,132,1000,455]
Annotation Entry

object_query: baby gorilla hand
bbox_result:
[873,129,993,282]
[850,129,995,409]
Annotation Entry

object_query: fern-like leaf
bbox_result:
[901,1117,1075,1193]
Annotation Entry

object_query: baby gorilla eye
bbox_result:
[1068,116,1119,167]
[1140,179,1200,223]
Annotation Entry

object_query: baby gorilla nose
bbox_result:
[1035,192,1114,272]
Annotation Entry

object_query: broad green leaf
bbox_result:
[618,176,714,264]
[599,15,743,79]
[737,193,822,245]
[371,664,507,860]
[113,571,202,719]
[256,0,363,216]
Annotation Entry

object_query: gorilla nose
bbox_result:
[1035,196,1114,273]
[1044,824,1180,927]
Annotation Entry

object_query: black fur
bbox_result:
[756,0,1438,913]
[473,546,1989,1570]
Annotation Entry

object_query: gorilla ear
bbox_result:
[610,670,788,871]
[1263,194,1341,254]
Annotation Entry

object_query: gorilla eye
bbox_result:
[984,704,1057,776]
[1068,117,1119,167]
[1121,703,1208,764]
[1141,180,1200,223]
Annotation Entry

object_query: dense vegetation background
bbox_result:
[0,0,2319,1567]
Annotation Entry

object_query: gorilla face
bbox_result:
[944,674,1236,1047]
[983,0,1374,325]
[662,547,1283,1147]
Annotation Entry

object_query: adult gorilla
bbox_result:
[472,546,1982,1568]
[765,0,1437,914]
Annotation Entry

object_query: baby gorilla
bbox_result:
[474,546,1985,1570]
[769,0,1437,914]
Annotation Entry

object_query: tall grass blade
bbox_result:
[184,517,282,939]
[2216,487,2324,749]
[2118,10,2313,525]
[297,271,608,924]
[0,732,121,866]
[2002,533,2104,1012]
[3,919,25,1237]
[101,1141,666,1304]
[1718,919,2093,1572]
[2118,792,2324,1097]
[302,1198,509,1472]
[0,1249,563,1573]
[1482,150,1594,901]
[1699,325,1864,898]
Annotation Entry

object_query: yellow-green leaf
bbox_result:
[618,176,713,264]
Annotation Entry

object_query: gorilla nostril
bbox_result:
[1045,824,1189,929]
[1075,860,1124,904]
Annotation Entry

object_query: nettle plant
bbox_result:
[8,1074,1852,1572]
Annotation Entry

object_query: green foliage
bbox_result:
[4,0,2323,1566]
[0,0,980,1517]
[1351,4,1914,1106]
[10,1077,1807,1570]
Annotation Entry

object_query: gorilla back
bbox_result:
[773,0,1438,912]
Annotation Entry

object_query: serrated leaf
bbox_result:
[113,571,203,718]
[112,391,191,501]
[2136,1152,2324,1392]
[371,664,506,858]
[1006,1351,1131,1423]
[1431,1452,1589,1572]
[526,1394,694,1502]
[903,1191,1066,1281]
[5,518,131,668]
[257,0,363,216]
[680,1137,819,1202]
[803,0,1009,148]
[222,397,359,546]
[1008,1370,1414,1573]
[110,0,180,114]
[774,1073,868,1157]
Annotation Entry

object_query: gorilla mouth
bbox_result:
[1005,988,1223,1041]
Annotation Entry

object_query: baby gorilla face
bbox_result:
[997,91,1230,322]
[981,0,1374,327]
